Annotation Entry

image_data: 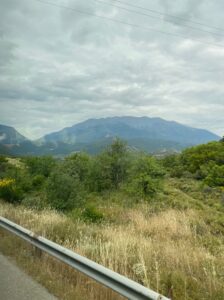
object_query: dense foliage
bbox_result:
[0,139,223,215]
[163,140,224,186]
[0,139,165,213]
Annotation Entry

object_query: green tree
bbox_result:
[46,168,85,211]
[204,165,224,187]
[93,139,130,191]
[128,155,165,198]
[108,138,129,188]
[0,156,9,177]
[181,141,224,176]
[162,154,186,177]
[24,156,56,177]
[64,152,92,187]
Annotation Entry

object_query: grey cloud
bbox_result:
[160,0,203,20]
[0,0,223,138]
[0,38,16,68]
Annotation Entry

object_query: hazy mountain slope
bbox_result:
[114,116,219,145]
[39,116,219,148]
[0,117,220,156]
[0,125,44,156]
[0,124,28,145]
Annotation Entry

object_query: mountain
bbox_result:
[0,124,39,156]
[0,124,28,145]
[37,116,220,155]
[0,117,220,156]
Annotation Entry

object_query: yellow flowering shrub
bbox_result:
[0,178,15,188]
[0,178,21,203]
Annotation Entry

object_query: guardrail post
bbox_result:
[33,245,42,258]
[167,286,173,299]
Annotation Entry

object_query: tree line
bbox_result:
[0,138,223,217]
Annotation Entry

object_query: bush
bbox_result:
[0,178,23,203]
[32,174,45,188]
[204,165,224,187]
[64,153,91,183]
[82,204,104,223]
[21,193,47,209]
[128,174,163,199]
[0,155,7,163]
[24,156,56,177]
[181,141,224,174]
[46,168,86,211]
[0,156,10,177]
[127,155,165,198]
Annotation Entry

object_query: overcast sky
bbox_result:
[0,0,224,139]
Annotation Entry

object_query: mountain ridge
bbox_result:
[0,116,220,156]
[37,116,220,146]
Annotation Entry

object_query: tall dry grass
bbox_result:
[0,201,224,299]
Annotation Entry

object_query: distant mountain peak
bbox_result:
[0,117,220,156]
[37,116,220,152]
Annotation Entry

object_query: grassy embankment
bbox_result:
[0,177,224,300]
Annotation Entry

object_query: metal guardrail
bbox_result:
[0,216,170,300]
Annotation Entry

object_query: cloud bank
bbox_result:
[0,0,223,139]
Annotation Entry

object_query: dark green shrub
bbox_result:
[64,152,91,183]
[181,141,224,174]
[204,165,224,187]
[82,204,104,223]
[46,169,86,211]
[24,156,56,177]
[0,156,10,177]
[169,166,185,178]
[32,174,45,188]
[0,155,7,163]
[92,139,130,191]
[131,174,162,197]
[127,155,165,198]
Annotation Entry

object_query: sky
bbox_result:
[0,0,224,139]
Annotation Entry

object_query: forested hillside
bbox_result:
[0,139,224,299]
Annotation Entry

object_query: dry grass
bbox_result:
[6,157,24,169]
[0,201,224,300]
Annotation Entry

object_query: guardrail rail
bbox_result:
[0,216,170,300]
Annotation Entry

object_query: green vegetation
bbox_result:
[0,139,224,300]
[0,139,165,212]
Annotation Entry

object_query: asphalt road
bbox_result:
[0,253,58,300]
